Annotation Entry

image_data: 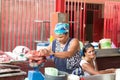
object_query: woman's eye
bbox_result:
[88,50,95,53]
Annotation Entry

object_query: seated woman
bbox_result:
[80,43,115,76]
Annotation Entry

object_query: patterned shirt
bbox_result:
[52,38,81,74]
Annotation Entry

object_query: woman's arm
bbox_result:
[52,38,80,58]
[38,38,80,58]
[99,68,115,74]
[82,62,115,75]
[82,63,100,75]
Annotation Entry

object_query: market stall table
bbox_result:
[96,48,120,70]
[6,60,55,77]
[0,71,26,80]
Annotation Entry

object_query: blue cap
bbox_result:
[54,23,69,35]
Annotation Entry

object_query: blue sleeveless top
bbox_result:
[52,38,81,74]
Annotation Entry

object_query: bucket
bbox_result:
[99,39,111,49]
[45,70,68,80]
[45,67,58,76]
[36,42,49,51]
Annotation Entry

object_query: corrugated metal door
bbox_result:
[1,0,56,51]
[64,1,103,42]
[64,0,86,41]
[104,1,120,47]
[86,4,103,42]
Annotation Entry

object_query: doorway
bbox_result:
[85,4,103,42]
[85,11,93,42]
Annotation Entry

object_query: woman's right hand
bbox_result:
[28,50,47,65]
[38,48,50,56]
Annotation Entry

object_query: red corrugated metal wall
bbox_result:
[1,0,56,51]
[65,0,86,41]
[104,1,120,47]
[1,0,120,51]
[64,1,103,42]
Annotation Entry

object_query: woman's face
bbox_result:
[55,34,68,44]
[85,47,96,59]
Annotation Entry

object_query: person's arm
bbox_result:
[82,62,100,75]
[81,62,115,75]
[39,38,80,58]
[38,43,52,57]
[52,38,80,58]
[99,68,115,74]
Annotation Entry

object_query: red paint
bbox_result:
[56,0,65,12]
[1,0,55,51]
[93,11,103,42]
[104,1,120,47]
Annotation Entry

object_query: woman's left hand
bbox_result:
[105,68,116,73]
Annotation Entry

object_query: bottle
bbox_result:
[50,35,54,43]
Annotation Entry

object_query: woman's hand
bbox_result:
[28,50,47,66]
[38,48,50,56]
[105,68,116,73]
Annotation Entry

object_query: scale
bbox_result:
[25,20,50,80]
[25,59,45,80]
[25,50,46,80]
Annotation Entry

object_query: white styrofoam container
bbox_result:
[36,42,49,51]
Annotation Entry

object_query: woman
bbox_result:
[47,23,81,74]
[29,23,83,76]
[80,43,115,76]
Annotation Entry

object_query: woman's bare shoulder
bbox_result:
[70,38,79,44]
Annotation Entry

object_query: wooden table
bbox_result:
[8,60,55,77]
[0,71,26,80]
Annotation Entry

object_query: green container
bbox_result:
[45,71,68,80]
[45,67,58,76]
[100,39,111,49]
